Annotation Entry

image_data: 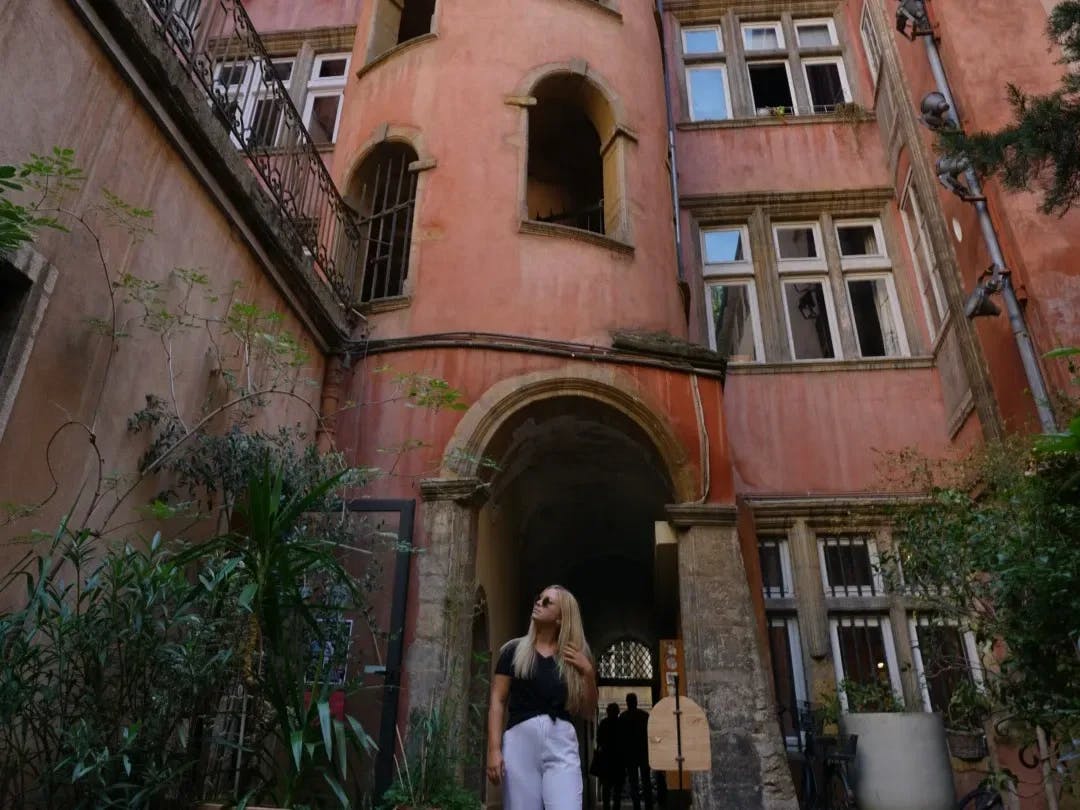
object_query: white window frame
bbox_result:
[214,57,295,148]
[686,64,733,121]
[900,171,949,340]
[759,537,795,599]
[844,272,911,357]
[747,59,798,116]
[780,276,843,361]
[860,4,883,87]
[682,25,724,55]
[768,615,808,748]
[773,221,826,271]
[742,21,785,51]
[818,535,884,597]
[908,616,985,712]
[801,56,852,114]
[706,280,765,363]
[835,218,890,269]
[303,52,350,145]
[701,225,753,274]
[829,615,903,711]
[795,17,839,48]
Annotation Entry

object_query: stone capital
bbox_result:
[418,477,489,506]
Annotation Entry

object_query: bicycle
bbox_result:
[790,702,858,810]
[955,785,1003,810]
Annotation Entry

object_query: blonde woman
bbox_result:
[487,585,598,810]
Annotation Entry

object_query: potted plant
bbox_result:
[827,680,956,810]
[380,704,479,810]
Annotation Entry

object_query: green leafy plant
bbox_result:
[379,705,479,810]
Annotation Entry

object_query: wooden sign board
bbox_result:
[647,695,711,774]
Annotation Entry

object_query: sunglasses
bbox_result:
[534,595,555,608]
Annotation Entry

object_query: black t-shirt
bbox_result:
[496,639,571,729]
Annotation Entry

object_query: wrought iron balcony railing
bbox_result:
[145,0,363,312]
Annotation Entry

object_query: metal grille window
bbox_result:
[829,616,901,706]
[767,616,806,745]
[758,537,794,598]
[909,618,982,717]
[598,639,654,681]
[347,142,419,302]
[819,534,882,596]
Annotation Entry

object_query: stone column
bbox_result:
[668,505,799,810]
[408,478,488,730]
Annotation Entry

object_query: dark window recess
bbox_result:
[759,539,788,597]
[346,142,419,302]
[918,625,973,718]
[822,535,876,596]
[805,62,846,113]
[528,76,605,235]
[767,620,800,739]
[848,279,887,356]
[748,63,794,114]
[398,0,436,44]
[0,262,32,377]
[835,618,892,694]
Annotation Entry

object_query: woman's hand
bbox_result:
[487,748,505,786]
[563,643,595,677]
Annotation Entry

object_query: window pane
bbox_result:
[318,57,348,79]
[217,63,247,86]
[271,61,294,82]
[822,536,876,595]
[806,62,846,112]
[837,224,880,256]
[307,95,341,144]
[836,620,892,691]
[748,63,794,114]
[797,23,834,47]
[709,284,758,361]
[861,8,882,82]
[703,228,746,263]
[684,28,721,54]
[759,541,787,596]
[783,282,835,359]
[249,98,284,147]
[688,68,730,120]
[848,278,902,357]
[918,625,971,717]
[744,25,782,50]
[768,621,800,737]
[776,226,818,259]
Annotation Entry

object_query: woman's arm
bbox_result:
[486,673,511,785]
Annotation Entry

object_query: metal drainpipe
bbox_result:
[921,35,1057,433]
[657,0,686,285]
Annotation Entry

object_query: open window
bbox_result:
[747,61,796,115]
[526,73,627,240]
[367,0,436,63]
[345,141,419,302]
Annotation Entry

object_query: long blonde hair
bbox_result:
[509,585,592,716]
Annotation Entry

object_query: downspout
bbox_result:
[920,34,1057,434]
[657,0,686,287]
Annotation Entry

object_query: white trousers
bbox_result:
[503,715,582,810]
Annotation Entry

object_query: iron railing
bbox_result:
[144,0,364,310]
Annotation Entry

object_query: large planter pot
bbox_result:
[841,712,956,810]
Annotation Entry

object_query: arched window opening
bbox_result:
[346,142,418,302]
[527,74,618,237]
[598,639,654,681]
[368,0,435,62]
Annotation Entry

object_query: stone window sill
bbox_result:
[726,356,934,375]
[519,219,634,255]
[551,0,622,21]
[356,32,438,81]
[678,110,875,130]
[356,294,412,315]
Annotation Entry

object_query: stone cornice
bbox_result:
[726,356,934,375]
[419,477,490,506]
[745,494,929,528]
[257,25,357,56]
[665,0,838,21]
[665,503,738,527]
[681,187,895,219]
[677,109,875,129]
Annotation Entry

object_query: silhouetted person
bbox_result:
[617,693,652,810]
[595,702,624,810]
